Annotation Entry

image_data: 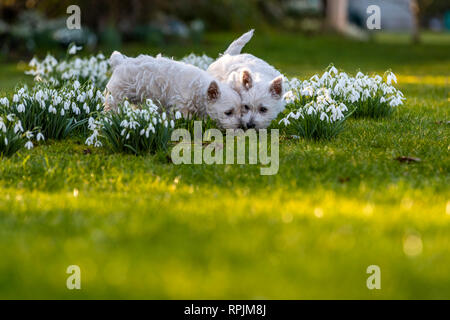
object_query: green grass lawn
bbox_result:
[0,32,449,299]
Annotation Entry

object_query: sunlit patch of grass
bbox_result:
[398,74,449,86]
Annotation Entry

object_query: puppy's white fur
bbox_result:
[207,30,285,129]
[105,52,242,129]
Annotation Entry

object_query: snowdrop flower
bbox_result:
[4,137,8,146]
[279,117,290,126]
[68,44,83,55]
[0,97,9,107]
[329,66,338,75]
[387,72,397,85]
[0,121,6,133]
[37,132,45,141]
[175,111,182,120]
[283,91,296,104]
[25,141,34,150]
[14,122,23,134]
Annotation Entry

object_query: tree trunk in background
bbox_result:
[411,0,420,43]
[326,0,348,32]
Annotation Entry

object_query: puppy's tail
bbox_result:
[223,29,254,56]
[109,51,126,70]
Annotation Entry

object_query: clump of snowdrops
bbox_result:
[280,66,405,139]
[1,81,104,141]
[26,44,110,89]
[180,53,214,70]
[0,111,35,157]
[86,99,174,155]
[25,46,213,89]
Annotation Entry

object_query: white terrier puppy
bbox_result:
[207,30,285,129]
[105,52,242,129]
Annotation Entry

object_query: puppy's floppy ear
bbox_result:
[241,69,253,91]
[207,81,221,103]
[269,76,283,99]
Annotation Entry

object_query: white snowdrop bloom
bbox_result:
[279,117,290,126]
[0,122,5,134]
[320,112,329,121]
[73,80,81,90]
[170,120,175,128]
[48,104,57,114]
[301,87,314,97]
[387,72,397,85]
[82,102,90,114]
[37,132,45,141]
[129,120,139,129]
[6,114,15,122]
[68,44,83,55]
[0,97,9,107]
[283,90,296,104]
[175,111,182,120]
[14,122,23,134]
[329,66,338,75]
[25,141,34,150]
[78,93,86,103]
[4,137,8,146]
[29,57,38,67]
[13,94,19,103]
[94,140,102,147]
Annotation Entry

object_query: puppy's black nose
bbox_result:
[246,122,255,129]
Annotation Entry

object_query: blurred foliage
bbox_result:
[418,0,450,17]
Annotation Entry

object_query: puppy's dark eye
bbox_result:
[225,110,233,116]
[260,106,268,113]
[244,104,250,111]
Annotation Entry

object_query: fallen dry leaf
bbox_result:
[395,156,421,163]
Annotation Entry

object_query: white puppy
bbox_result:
[207,30,285,129]
[105,52,242,129]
